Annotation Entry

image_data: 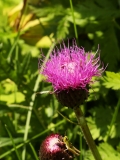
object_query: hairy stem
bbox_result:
[74,107,102,160]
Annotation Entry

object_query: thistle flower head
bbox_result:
[39,133,73,160]
[39,41,104,108]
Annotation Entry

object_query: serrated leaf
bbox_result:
[100,143,120,160]
[84,143,120,160]
[103,71,120,90]
[31,4,64,17]
[56,16,70,39]
[93,25,120,71]
[76,1,120,19]
[94,0,118,9]
[87,106,120,140]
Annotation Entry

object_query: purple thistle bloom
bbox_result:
[39,41,104,108]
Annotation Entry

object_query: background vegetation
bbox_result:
[0,0,120,160]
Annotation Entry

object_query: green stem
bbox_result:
[69,0,78,40]
[5,125,21,160]
[105,99,120,142]
[74,107,102,160]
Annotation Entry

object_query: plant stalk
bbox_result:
[74,107,102,160]
[69,0,78,40]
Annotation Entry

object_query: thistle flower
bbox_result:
[39,133,74,160]
[39,41,104,108]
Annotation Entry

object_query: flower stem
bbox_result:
[73,107,102,160]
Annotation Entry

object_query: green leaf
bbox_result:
[1,115,16,136]
[76,0,120,19]
[57,16,70,39]
[0,137,23,147]
[0,54,17,81]
[5,125,21,160]
[98,26,120,71]
[29,143,39,160]
[84,143,120,160]
[19,53,31,76]
[31,4,65,17]
[103,71,120,90]
[87,106,120,140]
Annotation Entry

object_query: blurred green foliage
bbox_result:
[0,0,120,160]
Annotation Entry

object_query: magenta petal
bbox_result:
[40,41,104,91]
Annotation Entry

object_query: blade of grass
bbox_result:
[105,99,120,142]
[69,0,78,40]
[14,45,18,131]
[22,41,56,159]
[0,119,65,159]
[5,125,21,160]
[7,33,20,63]
[29,142,39,160]
[57,110,78,125]
[80,133,82,160]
